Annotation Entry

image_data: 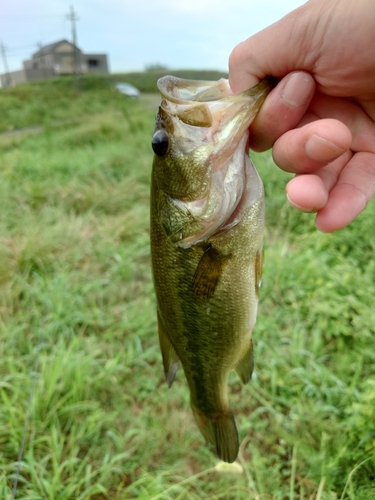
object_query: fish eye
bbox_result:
[152,130,169,156]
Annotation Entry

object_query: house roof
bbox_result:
[33,39,81,57]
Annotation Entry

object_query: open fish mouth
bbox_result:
[155,76,275,248]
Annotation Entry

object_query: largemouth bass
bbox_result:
[150,75,273,463]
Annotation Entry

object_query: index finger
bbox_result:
[228,28,289,92]
[228,3,313,93]
[248,72,315,151]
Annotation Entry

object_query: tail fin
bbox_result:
[191,404,239,463]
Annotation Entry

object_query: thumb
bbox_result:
[228,4,314,93]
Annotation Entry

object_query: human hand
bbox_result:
[229,0,375,232]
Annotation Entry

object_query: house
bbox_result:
[0,40,109,87]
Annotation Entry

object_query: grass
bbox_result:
[0,71,227,133]
[0,74,374,499]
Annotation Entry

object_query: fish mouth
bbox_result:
[157,76,232,105]
[157,76,275,130]
[157,76,275,248]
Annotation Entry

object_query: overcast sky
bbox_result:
[1,0,306,74]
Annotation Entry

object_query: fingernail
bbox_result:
[305,135,346,162]
[281,72,314,107]
[286,193,316,212]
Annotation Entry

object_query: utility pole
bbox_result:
[66,5,79,87]
[0,41,12,87]
[37,42,48,80]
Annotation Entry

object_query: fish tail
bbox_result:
[191,404,239,463]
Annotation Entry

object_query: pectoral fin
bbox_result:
[157,312,180,387]
[235,339,254,384]
[193,245,231,301]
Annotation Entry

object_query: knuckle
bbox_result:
[228,44,244,74]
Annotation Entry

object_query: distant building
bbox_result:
[0,40,109,87]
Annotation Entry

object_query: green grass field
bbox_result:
[0,74,374,499]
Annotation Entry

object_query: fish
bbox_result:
[150,75,274,463]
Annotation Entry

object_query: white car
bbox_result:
[115,82,140,98]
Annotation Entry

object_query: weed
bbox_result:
[0,75,374,499]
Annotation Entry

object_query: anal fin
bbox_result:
[235,339,254,384]
[157,312,180,387]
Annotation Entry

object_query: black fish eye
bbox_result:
[152,130,169,156]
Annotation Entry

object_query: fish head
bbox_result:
[152,81,218,202]
[152,76,275,247]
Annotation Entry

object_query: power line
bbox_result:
[2,12,72,55]
[7,44,38,52]
[2,7,81,87]
[2,14,64,21]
